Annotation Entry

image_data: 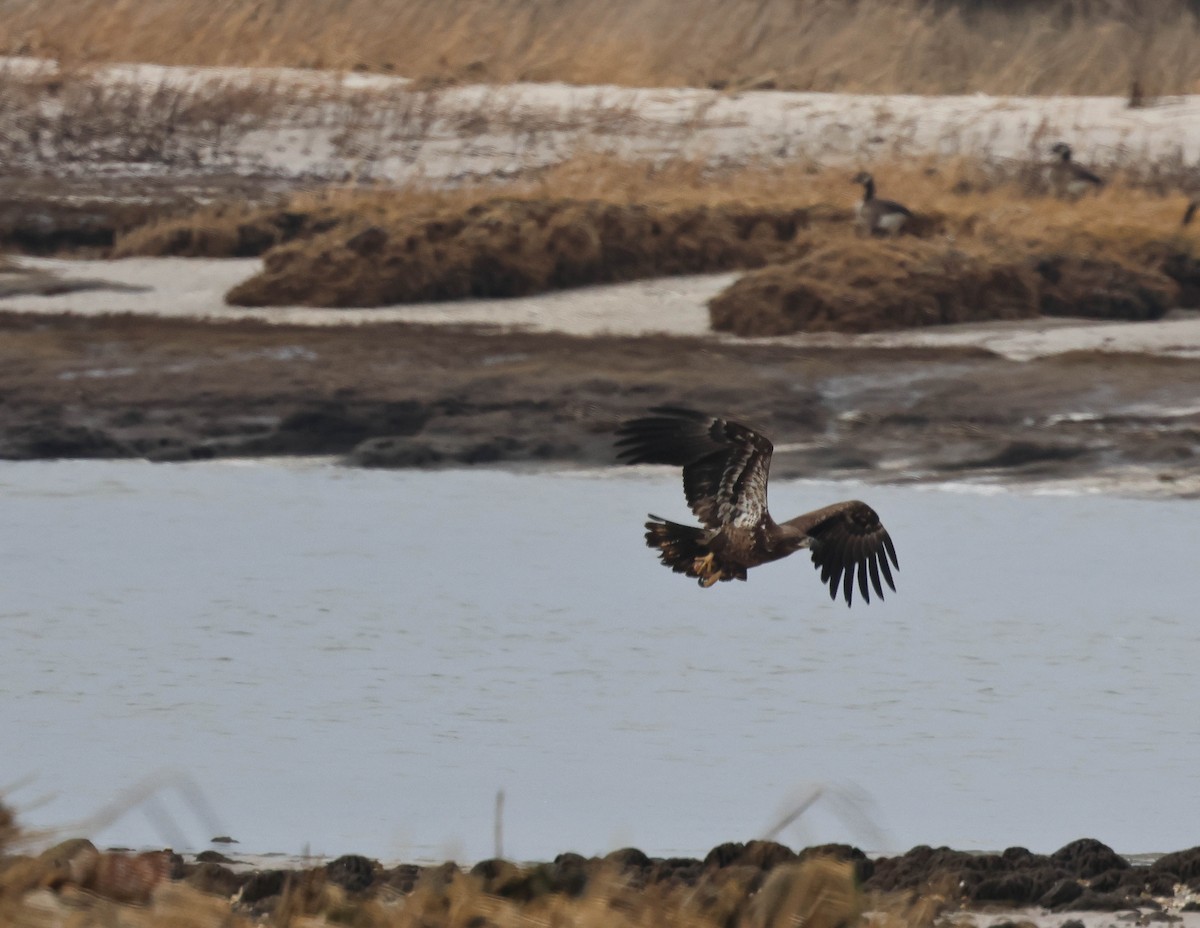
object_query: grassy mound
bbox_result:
[108,157,1200,330]
[225,197,813,307]
[709,239,1039,335]
[709,237,1186,336]
[1034,255,1178,322]
[113,205,345,259]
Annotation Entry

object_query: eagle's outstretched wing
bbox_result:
[785,501,899,606]
[614,406,773,529]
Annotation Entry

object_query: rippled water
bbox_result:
[3,460,1199,862]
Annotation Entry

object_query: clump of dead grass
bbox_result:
[109,152,1200,331]
[708,166,1200,333]
[224,196,812,306]
[709,237,1039,335]
[3,0,1200,96]
[113,201,345,259]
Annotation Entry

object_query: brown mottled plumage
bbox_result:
[615,407,899,606]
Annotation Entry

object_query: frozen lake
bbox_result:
[2,459,1199,863]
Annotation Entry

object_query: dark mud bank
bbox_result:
[2,313,1199,490]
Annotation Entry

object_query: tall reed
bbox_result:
[2,0,1199,95]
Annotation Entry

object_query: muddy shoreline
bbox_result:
[1,310,1198,494]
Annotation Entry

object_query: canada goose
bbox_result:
[1184,200,1198,227]
[852,171,913,236]
[1048,143,1103,199]
[615,407,899,605]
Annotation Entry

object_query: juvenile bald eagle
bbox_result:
[615,407,898,606]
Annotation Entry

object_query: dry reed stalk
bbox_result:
[2,0,1200,95]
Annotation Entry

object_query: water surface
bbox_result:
[3,460,1198,861]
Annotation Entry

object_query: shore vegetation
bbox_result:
[3,0,1200,96]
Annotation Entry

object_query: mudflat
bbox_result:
[1,310,1197,495]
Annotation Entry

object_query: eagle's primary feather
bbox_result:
[615,406,899,606]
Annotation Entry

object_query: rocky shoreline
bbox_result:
[10,836,1200,920]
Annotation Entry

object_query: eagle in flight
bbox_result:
[615,407,898,606]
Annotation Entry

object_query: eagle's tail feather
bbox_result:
[644,516,742,587]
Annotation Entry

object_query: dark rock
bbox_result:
[972,869,1056,905]
[470,858,517,881]
[1057,890,1136,911]
[702,840,795,871]
[549,854,591,896]
[325,854,378,892]
[1040,877,1085,908]
[1002,846,1043,866]
[649,857,702,887]
[184,861,246,897]
[604,847,652,871]
[1088,867,1125,893]
[553,852,589,868]
[798,843,874,882]
[738,840,797,870]
[1150,846,1200,882]
[194,850,235,864]
[1059,920,1086,928]
[381,862,422,894]
[1051,839,1129,879]
[865,845,977,893]
[239,869,289,904]
[414,860,459,891]
[1128,871,1179,897]
[469,858,552,901]
[210,836,238,844]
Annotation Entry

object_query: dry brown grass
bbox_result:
[709,237,1040,335]
[111,153,1200,331]
[3,0,1200,96]
[707,161,1200,332]
[224,196,814,306]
